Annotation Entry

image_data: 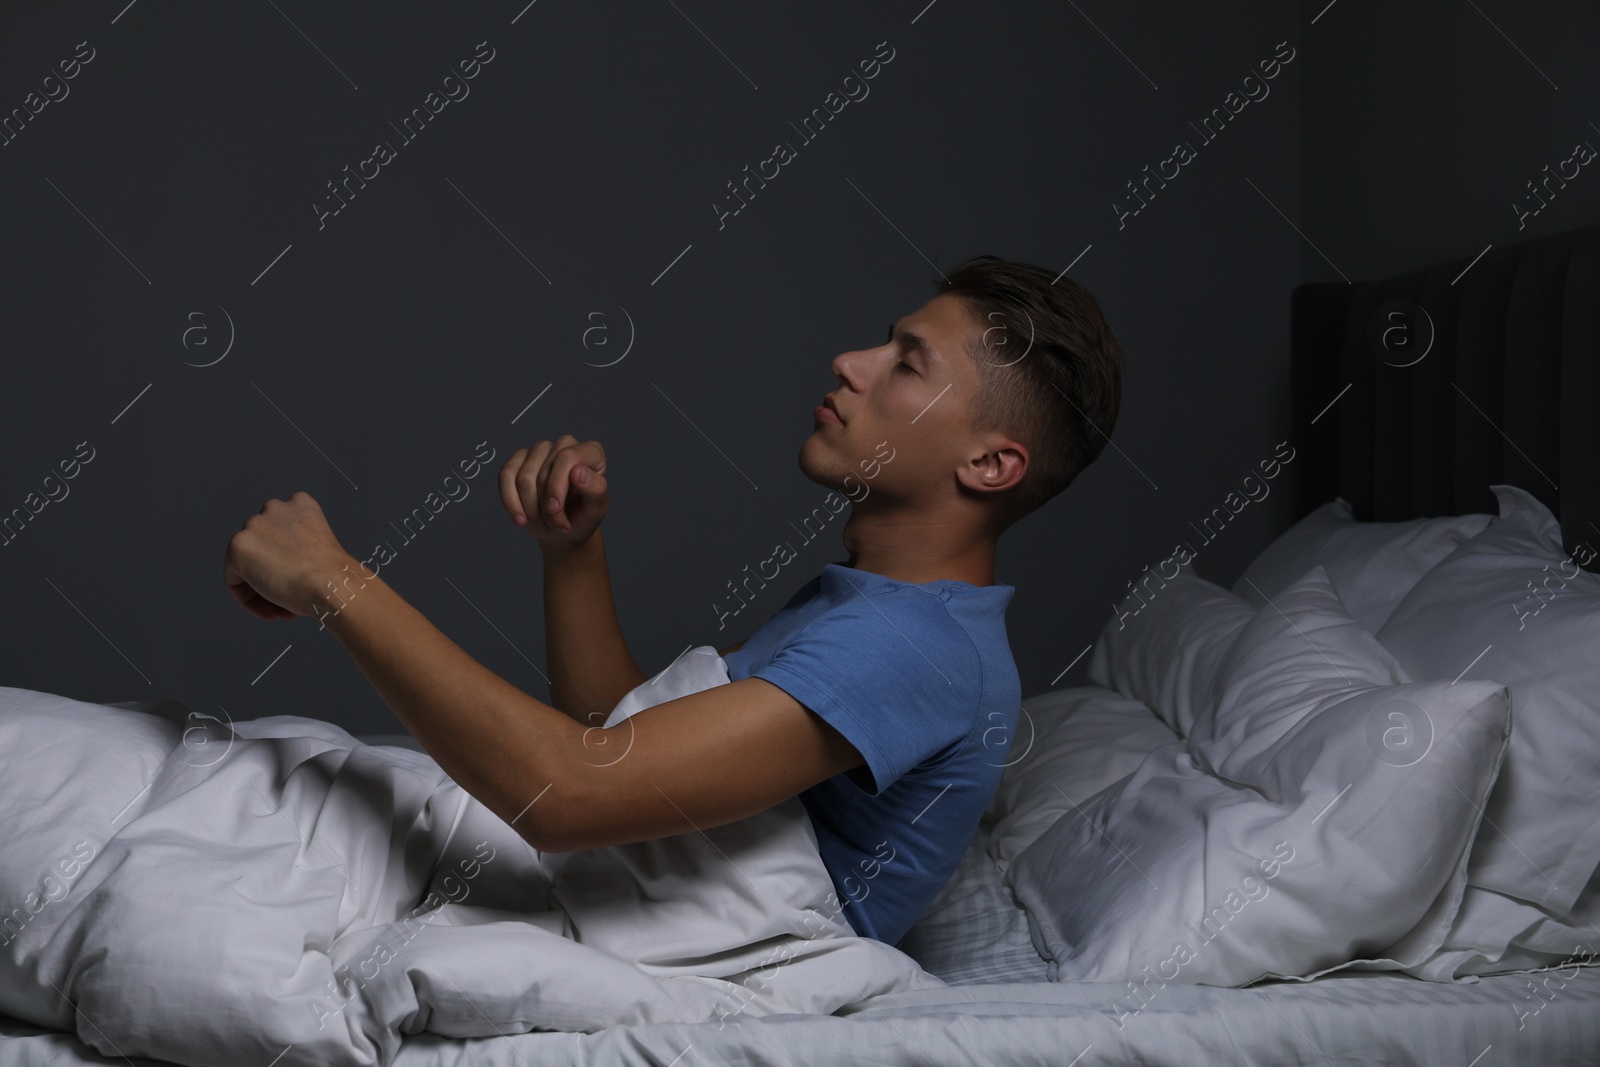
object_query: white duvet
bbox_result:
[0,646,942,1066]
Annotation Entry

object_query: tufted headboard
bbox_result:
[1290,221,1600,570]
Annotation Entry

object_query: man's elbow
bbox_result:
[510,718,598,853]
[525,819,577,854]
[515,820,553,853]
[513,777,591,854]
[527,818,609,854]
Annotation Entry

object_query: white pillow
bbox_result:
[985,686,1181,874]
[1377,484,1600,918]
[1409,873,1600,981]
[1086,563,1255,737]
[1193,563,1400,770]
[1232,497,1492,633]
[1007,567,1512,986]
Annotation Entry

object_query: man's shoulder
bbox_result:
[808,577,977,657]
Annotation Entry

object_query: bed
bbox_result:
[1,221,1597,1065]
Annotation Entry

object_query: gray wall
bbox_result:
[5,1,1322,736]
[1300,0,1600,283]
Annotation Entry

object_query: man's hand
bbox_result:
[223,491,357,621]
[500,436,609,544]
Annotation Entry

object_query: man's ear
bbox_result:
[956,436,1027,495]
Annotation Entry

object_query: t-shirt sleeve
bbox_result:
[748,590,982,796]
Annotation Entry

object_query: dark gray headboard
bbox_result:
[1290,221,1600,570]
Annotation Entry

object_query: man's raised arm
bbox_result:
[221,481,859,854]
[540,530,647,726]
[501,437,647,728]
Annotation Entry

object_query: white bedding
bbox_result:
[1007,567,1515,987]
[0,651,940,1066]
[2,668,1596,1066]
[3,783,1596,1066]
[2,930,1597,1066]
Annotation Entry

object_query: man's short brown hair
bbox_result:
[935,255,1124,532]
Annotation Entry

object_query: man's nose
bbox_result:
[831,345,875,385]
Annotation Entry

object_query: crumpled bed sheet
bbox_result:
[0,647,940,1066]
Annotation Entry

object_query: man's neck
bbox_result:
[838,512,999,587]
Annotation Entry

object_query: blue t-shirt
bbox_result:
[723,561,1020,945]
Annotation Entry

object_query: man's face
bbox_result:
[799,292,985,505]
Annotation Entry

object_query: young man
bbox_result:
[222,255,1123,946]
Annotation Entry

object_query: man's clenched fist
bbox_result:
[224,491,358,620]
[500,436,609,546]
